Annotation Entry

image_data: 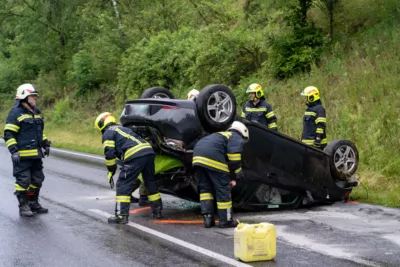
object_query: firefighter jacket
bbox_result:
[102,124,154,172]
[241,99,277,130]
[301,100,327,146]
[192,130,244,176]
[3,105,49,159]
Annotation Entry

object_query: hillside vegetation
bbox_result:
[0,0,399,207]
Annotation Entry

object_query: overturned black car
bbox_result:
[120,84,359,211]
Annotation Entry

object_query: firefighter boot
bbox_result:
[150,199,163,219]
[108,202,129,224]
[130,195,139,203]
[200,200,215,228]
[203,214,215,228]
[138,195,150,207]
[218,208,238,228]
[15,191,34,217]
[28,188,49,213]
[107,215,129,224]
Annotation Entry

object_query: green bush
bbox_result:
[267,18,325,79]
[47,97,74,125]
[34,70,68,107]
[117,25,267,100]
[187,26,266,88]
[0,60,21,94]
[117,28,197,100]
[68,33,123,97]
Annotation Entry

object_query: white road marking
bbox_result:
[276,225,380,267]
[383,234,400,246]
[89,209,252,267]
[52,148,104,161]
[0,139,103,161]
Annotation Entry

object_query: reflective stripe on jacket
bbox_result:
[3,105,47,159]
[241,100,277,130]
[192,130,244,174]
[301,100,327,145]
[102,125,154,171]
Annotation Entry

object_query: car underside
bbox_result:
[119,85,359,211]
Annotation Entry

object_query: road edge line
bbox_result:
[51,148,104,161]
[89,209,252,267]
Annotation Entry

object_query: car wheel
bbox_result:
[196,84,237,133]
[323,139,359,180]
[140,87,175,99]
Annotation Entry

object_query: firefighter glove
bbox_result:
[44,146,50,157]
[235,171,245,181]
[42,140,51,157]
[11,152,20,164]
[107,171,115,189]
[107,164,117,174]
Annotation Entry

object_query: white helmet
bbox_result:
[187,89,200,100]
[228,121,249,142]
[16,83,39,100]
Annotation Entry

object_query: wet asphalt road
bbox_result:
[0,144,399,267]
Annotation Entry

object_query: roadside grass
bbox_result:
[233,13,400,208]
[43,122,103,155]
[350,170,400,208]
[40,101,125,155]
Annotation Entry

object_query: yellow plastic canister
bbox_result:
[234,222,276,262]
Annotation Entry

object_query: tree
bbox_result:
[314,0,339,42]
[267,0,324,79]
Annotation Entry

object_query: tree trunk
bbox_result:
[243,0,251,20]
[329,0,334,42]
[59,31,66,47]
[110,0,122,31]
[298,0,312,26]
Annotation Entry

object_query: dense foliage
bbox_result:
[0,0,332,101]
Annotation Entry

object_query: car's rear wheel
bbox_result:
[196,84,237,133]
[324,139,359,181]
[140,87,175,99]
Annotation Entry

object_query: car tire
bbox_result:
[323,139,359,180]
[140,87,175,99]
[196,84,237,133]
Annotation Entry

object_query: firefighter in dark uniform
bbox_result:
[3,83,51,217]
[130,179,149,206]
[193,121,249,228]
[300,86,327,149]
[94,112,163,224]
[130,88,200,205]
[241,83,278,131]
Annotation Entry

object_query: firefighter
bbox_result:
[3,83,51,217]
[131,88,199,205]
[94,112,163,224]
[130,88,201,204]
[300,86,327,149]
[187,89,199,100]
[193,121,249,228]
[130,177,150,206]
[241,83,278,131]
